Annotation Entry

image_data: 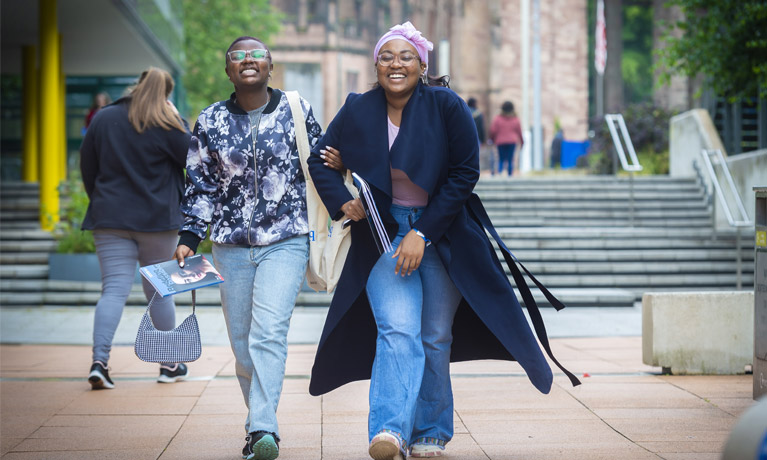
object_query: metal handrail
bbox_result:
[604,114,644,172]
[604,114,643,226]
[699,148,753,289]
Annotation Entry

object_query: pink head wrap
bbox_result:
[373,21,434,69]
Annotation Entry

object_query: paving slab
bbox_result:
[0,338,758,459]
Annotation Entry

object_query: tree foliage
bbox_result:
[656,0,767,101]
[182,0,282,119]
[622,6,654,104]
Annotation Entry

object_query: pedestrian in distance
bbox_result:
[489,100,524,176]
[308,21,579,460]
[174,36,323,460]
[80,67,191,390]
[84,91,111,131]
[467,97,493,175]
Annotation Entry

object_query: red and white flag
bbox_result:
[595,0,607,75]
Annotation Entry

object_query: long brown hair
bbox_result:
[127,67,186,133]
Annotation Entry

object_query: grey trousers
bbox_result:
[91,229,178,364]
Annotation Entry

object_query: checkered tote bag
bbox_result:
[134,291,202,363]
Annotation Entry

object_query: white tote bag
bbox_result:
[287,91,357,293]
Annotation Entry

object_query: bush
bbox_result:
[53,173,95,253]
[586,103,675,175]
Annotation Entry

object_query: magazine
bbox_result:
[352,172,393,254]
[139,255,224,297]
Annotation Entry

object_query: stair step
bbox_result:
[0,252,51,264]
[510,261,755,275]
[486,210,711,219]
[0,265,49,279]
[0,222,45,230]
[0,229,55,241]
[0,210,40,221]
[488,217,714,227]
[506,248,754,262]
[476,191,705,201]
[510,273,754,288]
[0,197,40,211]
[0,241,58,252]
[501,238,751,250]
[494,226,754,239]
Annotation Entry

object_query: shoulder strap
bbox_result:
[466,193,581,387]
[147,290,196,315]
[286,91,311,182]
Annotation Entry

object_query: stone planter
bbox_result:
[47,253,214,283]
[48,253,140,283]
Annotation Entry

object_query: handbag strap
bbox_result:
[466,193,581,387]
[146,290,196,315]
[286,91,355,192]
[286,91,312,184]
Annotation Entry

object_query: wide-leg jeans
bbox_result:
[365,204,462,452]
[212,235,309,438]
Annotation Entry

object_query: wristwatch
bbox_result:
[413,228,431,246]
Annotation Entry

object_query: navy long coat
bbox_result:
[306,83,579,397]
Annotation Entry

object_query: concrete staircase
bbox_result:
[0,176,755,309]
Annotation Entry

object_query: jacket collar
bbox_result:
[225,87,282,115]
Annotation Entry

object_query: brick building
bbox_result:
[270,0,589,161]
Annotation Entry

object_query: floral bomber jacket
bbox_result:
[179,89,323,251]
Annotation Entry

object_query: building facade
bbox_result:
[270,0,589,161]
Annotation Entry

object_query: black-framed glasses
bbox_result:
[227,49,269,63]
[377,51,419,67]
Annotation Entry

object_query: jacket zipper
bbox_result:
[246,114,261,246]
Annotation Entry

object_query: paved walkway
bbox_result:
[0,306,758,459]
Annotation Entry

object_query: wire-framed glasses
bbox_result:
[377,51,419,67]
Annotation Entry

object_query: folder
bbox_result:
[351,172,393,254]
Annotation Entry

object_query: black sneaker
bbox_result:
[88,361,114,390]
[242,431,279,460]
[157,363,188,383]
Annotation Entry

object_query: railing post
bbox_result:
[736,226,742,290]
[604,114,643,228]
[629,171,635,227]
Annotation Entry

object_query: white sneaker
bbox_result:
[368,432,404,460]
[411,443,444,457]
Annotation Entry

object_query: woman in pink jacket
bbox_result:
[489,101,524,176]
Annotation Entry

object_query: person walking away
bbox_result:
[174,36,323,460]
[467,97,491,174]
[489,101,524,176]
[80,67,191,390]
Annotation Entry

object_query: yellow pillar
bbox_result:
[39,0,61,230]
[22,46,39,183]
[59,33,67,183]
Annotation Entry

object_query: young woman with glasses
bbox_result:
[307,22,579,460]
[174,36,323,460]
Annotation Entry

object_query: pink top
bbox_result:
[388,117,428,207]
[489,114,524,146]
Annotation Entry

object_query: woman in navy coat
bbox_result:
[308,22,579,460]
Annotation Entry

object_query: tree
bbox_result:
[656,0,767,101]
[182,0,282,119]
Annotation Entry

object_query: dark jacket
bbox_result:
[80,98,191,232]
[307,83,579,397]
[178,90,323,252]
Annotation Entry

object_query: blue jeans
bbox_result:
[211,235,309,438]
[497,143,517,176]
[366,205,462,452]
